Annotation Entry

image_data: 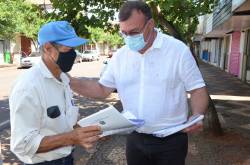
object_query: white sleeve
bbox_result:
[99,57,116,89]
[179,47,206,91]
[10,88,44,158]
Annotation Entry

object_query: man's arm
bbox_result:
[183,87,209,133]
[70,77,114,99]
[10,89,101,157]
[189,87,209,115]
[37,126,101,153]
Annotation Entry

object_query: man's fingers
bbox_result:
[183,123,203,133]
[80,125,102,133]
[83,136,100,143]
[80,131,101,139]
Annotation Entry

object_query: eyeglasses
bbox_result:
[119,20,149,38]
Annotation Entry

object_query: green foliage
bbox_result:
[50,0,123,38]
[87,27,123,47]
[149,0,216,42]
[50,0,216,44]
[0,0,50,40]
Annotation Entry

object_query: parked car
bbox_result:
[19,52,41,68]
[82,50,99,62]
[74,50,83,63]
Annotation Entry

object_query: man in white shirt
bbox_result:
[70,1,209,165]
[9,21,101,165]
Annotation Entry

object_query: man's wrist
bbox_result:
[63,131,76,146]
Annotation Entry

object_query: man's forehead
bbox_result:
[119,10,146,30]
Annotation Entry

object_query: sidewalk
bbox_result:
[1,62,250,165]
[75,62,250,165]
[186,61,250,165]
[0,63,16,69]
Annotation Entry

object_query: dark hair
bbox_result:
[118,1,152,22]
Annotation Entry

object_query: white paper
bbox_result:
[153,114,204,137]
[77,106,144,137]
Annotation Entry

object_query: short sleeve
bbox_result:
[179,47,206,91]
[99,56,117,89]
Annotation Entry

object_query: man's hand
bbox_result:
[183,120,203,134]
[71,125,102,150]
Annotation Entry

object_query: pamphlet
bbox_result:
[153,114,204,137]
[77,106,144,137]
[78,105,204,138]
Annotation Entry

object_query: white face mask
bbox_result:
[122,20,154,52]
[124,33,146,52]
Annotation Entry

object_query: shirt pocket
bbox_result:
[45,106,68,134]
[147,66,176,89]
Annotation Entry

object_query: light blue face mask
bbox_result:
[124,33,146,52]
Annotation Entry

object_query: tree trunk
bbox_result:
[207,97,223,135]
[149,2,223,136]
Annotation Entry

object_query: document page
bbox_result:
[77,106,144,137]
[153,114,204,137]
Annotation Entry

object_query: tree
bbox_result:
[87,27,123,49]
[50,0,123,38]
[0,0,51,49]
[50,0,222,135]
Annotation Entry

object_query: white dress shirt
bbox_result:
[9,59,79,164]
[99,31,206,134]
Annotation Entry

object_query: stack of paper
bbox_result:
[153,114,204,137]
[77,106,144,137]
[78,105,204,137]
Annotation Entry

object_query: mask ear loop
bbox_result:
[45,44,61,71]
[144,29,155,47]
[142,19,155,45]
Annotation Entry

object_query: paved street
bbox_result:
[0,66,25,130]
[0,59,250,165]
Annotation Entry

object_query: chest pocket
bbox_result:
[38,78,72,134]
[145,62,177,89]
[45,105,69,134]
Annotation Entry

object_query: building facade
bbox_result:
[196,0,250,84]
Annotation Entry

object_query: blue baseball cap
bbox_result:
[38,21,88,47]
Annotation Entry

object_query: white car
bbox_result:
[74,50,83,63]
[19,52,41,68]
[82,50,99,62]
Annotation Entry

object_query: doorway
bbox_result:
[243,29,250,83]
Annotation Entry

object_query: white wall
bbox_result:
[232,0,246,11]
[220,38,226,69]
[10,35,21,54]
[239,31,245,78]
[205,14,213,34]
[196,16,204,34]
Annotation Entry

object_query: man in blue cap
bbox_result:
[9,21,101,165]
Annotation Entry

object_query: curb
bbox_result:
[0,63,17,68]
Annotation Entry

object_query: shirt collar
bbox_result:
[38,59,54,79]
[38,59,70,85]
[151,29,164,49]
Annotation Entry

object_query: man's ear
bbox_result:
[148,18,155,28]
